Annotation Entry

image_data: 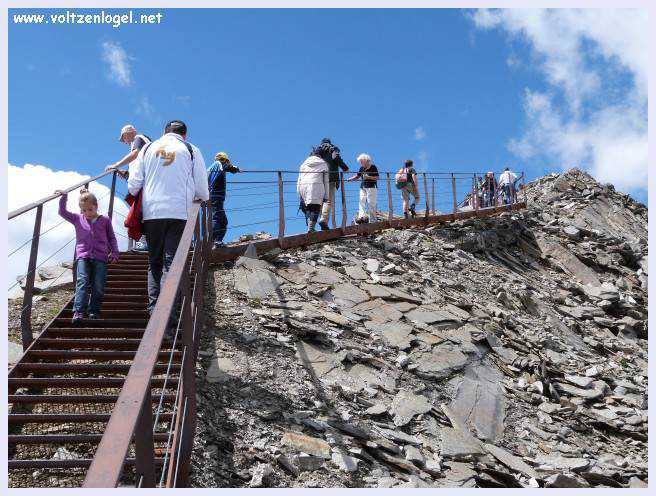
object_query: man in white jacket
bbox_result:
[128,120,210,313]
[297,155,329,232]
[498,167,518,205]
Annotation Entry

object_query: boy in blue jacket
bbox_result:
[207,152,240,248]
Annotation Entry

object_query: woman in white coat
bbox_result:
[297,155,330,232]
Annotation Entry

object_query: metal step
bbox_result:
[24,350,182,362]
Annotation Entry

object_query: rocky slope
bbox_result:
[191,168,647,488]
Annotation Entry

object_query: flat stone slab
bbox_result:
[281,431,331,459]
[405,308,460,325]
[206,356,241,383]
[9,341,23,365]
[276,262,315,285]
[295,341,342,377]
[345,265,369,281]
[390,389,432,426]
[409,344,469,379]
[352,298,404,323]
[484,443,538,479]
[365,321,413,350]
[322,283,370,308]
[440,427,484,460]
[534,453,590,472]
[234,257,284,299]
[311,265,343,285]
[449,363,506,442]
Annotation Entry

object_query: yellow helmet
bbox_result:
[215,151,230,163]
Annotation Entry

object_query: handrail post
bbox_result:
[20,204,43,349]
[108,171,117,220]
[340,173,347,229]
[177,271,196,487]
[277,172,285,239]
[134,389,156,487]
[474,174,479,214]
[386,172,393,221]
[431,178,435,215]
[422,173,429,219]
[331,176,337,229]
[451,173,457,214]
[523,171,527,204]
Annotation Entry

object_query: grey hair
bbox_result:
[357,153,372,165]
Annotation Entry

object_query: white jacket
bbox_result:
[498,170,518,186]
[128,133,210,221]
[297,155,329,206]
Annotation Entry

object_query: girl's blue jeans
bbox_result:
[73,258,107,315]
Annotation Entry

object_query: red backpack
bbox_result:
[124,190,143,240]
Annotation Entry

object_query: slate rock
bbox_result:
[281,431,331,459]
[389,389,432,426]
[439,427,484,460]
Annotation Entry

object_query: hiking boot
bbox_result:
[409,204,417,218]
[88,313,99,320]
[212,241,224,249]
[404,212,409,219]
[72,312,84,324]
[318,221,329,231]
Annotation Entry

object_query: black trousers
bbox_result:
[143,219,186,313]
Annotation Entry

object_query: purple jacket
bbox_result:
[58,194,119,263]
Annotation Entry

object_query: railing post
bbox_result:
[108,171,117,220]
[451,173,457,214]
[474,174,480,214]
[386,172,393,221]
[331,176,337,229]
[340,173,347,229]
[431,178,435,215]
[20,204,43,350]
[523,171,527,204]
[277,172,285,239]
[134,389,156,487]
[422,173,429,219]
[177,272,196,487]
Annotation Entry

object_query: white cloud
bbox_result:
[417,150,429,172]
[8,164,129,292]
[101,40,132,87]
[414,126,427,141]
[470,9,647,193]
[136,95,160,124]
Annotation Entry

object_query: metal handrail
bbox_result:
[8,167,124,220]
[83,201,208,487]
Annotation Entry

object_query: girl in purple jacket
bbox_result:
[56,188,120,324]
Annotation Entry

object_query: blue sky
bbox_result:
[8,8,648,250]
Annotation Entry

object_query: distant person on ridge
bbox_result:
[498,167,518,205]
[395,159,420,218]
[106,124,152,251]
[297,153,330,233]
[309,138,349,230]
[54,188,119,324]
[347,153,379,223]
[128,120,209,314]
[207,151,241,248]
[481,171,497,207]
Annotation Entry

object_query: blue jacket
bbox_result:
[207,161,239,201]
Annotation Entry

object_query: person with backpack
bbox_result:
[106,124,152,251]
[481,171,497,208]
[207,151,241,248]
[128,120,209,314]
[395,159,420,218]
[498,167,518,205]
[308,138,349,230]
[347,153,379,223]
[297,153,330,233]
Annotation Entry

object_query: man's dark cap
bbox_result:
[320,138,332,145]
[165,120,188,136]
[405,159,414,166]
